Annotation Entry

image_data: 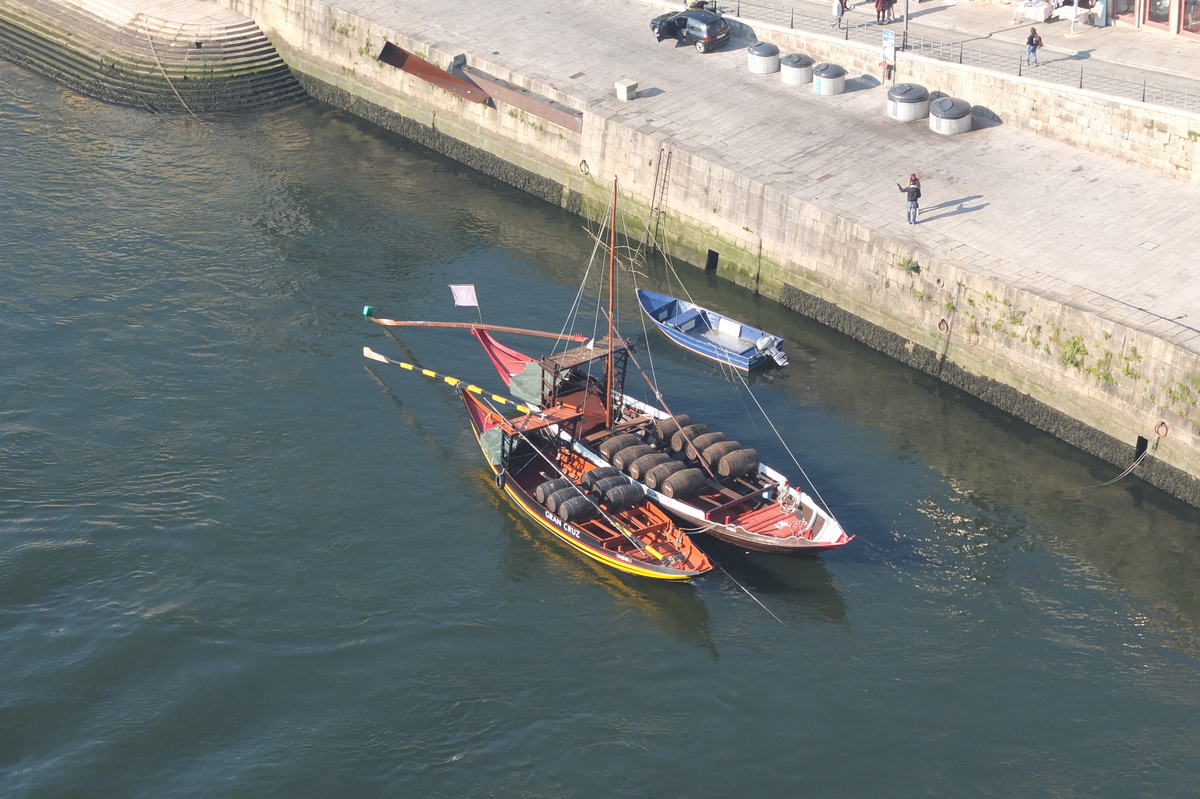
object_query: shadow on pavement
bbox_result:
[920,196,989,222]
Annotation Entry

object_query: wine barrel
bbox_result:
[701,440,741,468]
[644,460,687,490]
[670,424,710,453]
[599,433,641,461]
[602,483,644,510]
[581,466,621,488]
[611,444,656,472]
[686,431,727,460]
[557,494,597,523]
[535,478,574,505]
[590,474,631,496]
[660,467,706,499]
[629,453,671,481]
[654,413,692,441]
[718,448,759,479]
[546,486,580,514]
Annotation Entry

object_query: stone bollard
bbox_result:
[615,79,638,101]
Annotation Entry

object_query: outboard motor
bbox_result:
[755,334,789,367]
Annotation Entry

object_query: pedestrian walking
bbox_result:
[885,0,896,22]
[832,0,846,28]
[897,173,921,225]
[1024,27,1043,67]
[875,0,887,23]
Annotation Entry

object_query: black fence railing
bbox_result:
[696,1,1200,113]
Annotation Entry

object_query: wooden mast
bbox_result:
[605,179,617,429]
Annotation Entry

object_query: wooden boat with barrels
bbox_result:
[361,345,711,580]
[473,329,850,553]
[635,288,788,370]
[459,378,712,580]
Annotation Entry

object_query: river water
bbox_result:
[2,61,1198,797]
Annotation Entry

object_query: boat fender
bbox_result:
[660,467,707,499]
[590,474,632,496]
[496,467,506,490]
[612,444,657,472]
[602,483,645,510]
[717,448,759,479]
[654,413,693,441]
[557,494,597,523]
[701,440,742,468]
[644,460,687,490]
[599,433,642,461]
[581,466,622,488]
[535,478,575,505]
[686,431,727,460]
[546,486,582,514]
[670,424,710,453]
[629,453,672,481]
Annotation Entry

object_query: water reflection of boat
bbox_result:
[635,288,788,370]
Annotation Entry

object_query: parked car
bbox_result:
[650,9,732,53]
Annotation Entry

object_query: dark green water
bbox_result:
[2,61,1198,798]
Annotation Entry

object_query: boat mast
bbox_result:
[606,179,617,429]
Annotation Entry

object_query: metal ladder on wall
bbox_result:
[647,148,672,255]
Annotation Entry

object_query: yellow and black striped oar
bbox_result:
[362,347,536,413]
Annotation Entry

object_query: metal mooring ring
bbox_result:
[1155,421,1169,438]
[579,160,589,175]
[938,318,949,334]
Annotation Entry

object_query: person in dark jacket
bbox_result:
[1025,27,1043,66]
[897,174,921,225]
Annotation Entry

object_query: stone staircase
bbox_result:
[0,0,307,112]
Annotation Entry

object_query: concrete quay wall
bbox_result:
[213,0,1200,505]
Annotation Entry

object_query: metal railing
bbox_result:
[697,1,1200,112]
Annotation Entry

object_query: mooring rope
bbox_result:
[719,564,784,625]
[140,16,197,117]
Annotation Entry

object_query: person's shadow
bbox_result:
[919,194,988,222]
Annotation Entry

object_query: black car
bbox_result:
[650,9,732,53]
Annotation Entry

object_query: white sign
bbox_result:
[882,29,896,65]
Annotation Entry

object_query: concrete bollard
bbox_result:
[615,79,638,101]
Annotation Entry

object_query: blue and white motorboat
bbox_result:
[635,289,788,370]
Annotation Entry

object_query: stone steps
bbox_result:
[0,0,307,112]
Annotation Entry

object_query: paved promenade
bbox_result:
[748,0,1200,107]
[303,0,1200,351]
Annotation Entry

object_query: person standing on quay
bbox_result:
[875,0,887,23]
[1025,27,1043,67]
[832,0,846,29]
[897,174,921,225]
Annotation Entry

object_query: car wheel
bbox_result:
[695,40,707,54]
[652,25,662,40]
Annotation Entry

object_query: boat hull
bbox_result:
[473,331,852,554]
[636,288,787,371]
[460,388,712,580]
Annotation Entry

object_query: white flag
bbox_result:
[450,284,478,307]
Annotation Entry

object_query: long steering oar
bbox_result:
[362,347,537,414]
[363,307,588,342]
